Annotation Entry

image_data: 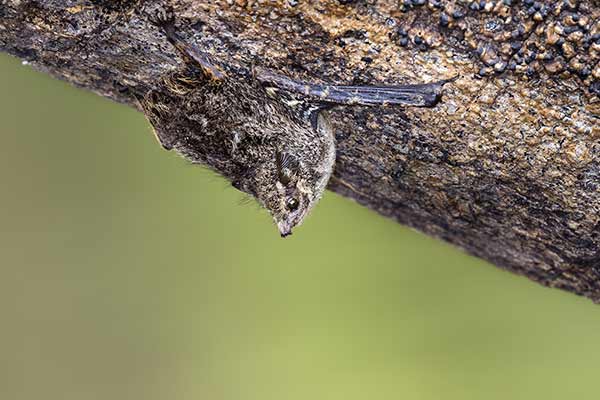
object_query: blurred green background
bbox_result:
[1,53,599,400]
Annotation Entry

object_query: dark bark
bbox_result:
[1,1,599,300]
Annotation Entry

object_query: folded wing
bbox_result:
[255,68,457,108]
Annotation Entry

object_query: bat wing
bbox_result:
[255,67,457,108]
[317,82,453,107]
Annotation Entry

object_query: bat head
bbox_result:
[252,114,336,237]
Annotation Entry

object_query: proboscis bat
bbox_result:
[140,8,456,237]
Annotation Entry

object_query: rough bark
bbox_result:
[1,0,599,300]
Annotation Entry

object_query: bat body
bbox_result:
[140,7,455,237]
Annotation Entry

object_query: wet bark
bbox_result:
[1,1,599,300]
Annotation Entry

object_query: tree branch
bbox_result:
[1,0,599,300]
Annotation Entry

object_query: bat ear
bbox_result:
[276,151,299,185]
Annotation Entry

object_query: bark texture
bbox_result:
[1,0,599,300]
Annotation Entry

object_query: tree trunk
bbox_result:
[1,0,599,300]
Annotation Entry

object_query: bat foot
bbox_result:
[146,4,175,29]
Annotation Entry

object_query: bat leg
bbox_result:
[148,7,226,82]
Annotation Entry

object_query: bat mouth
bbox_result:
[277,221,293,238]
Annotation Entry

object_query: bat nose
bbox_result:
[280,229,293,238]
[278,222,293,238]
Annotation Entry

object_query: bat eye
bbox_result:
[286,197,299,211]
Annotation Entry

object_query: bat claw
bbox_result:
[146,5,175,28]
[440,74,460,85]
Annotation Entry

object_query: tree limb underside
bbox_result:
[1,0,599,300]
